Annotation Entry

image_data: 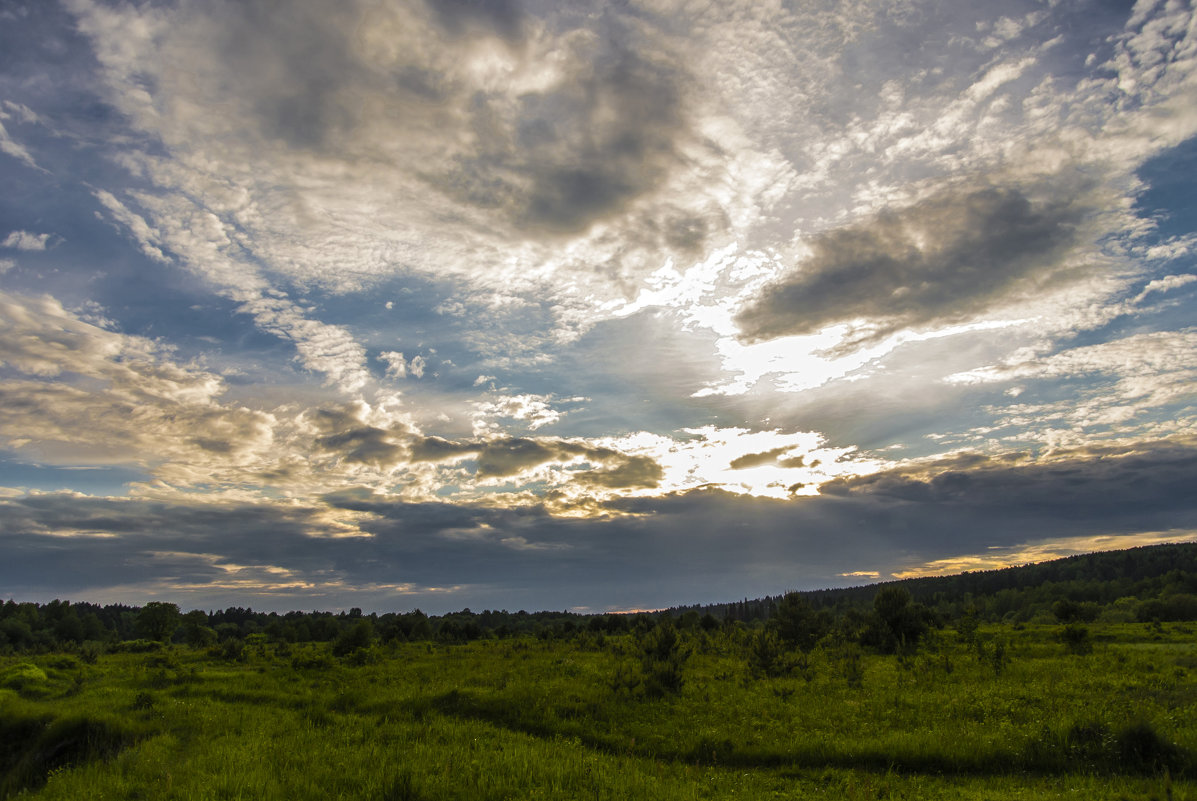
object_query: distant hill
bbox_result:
[665,541,1197,624]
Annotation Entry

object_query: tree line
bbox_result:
[3,542,1196,656]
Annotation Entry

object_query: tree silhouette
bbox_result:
[136,602,180,642]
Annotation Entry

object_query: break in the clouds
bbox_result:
[1,0,1196,612]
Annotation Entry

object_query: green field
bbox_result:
[2,622,1194,800]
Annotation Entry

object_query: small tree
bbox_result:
[770,593,830,653]
[864,586,930,654]
[180,610,217,648]
[636,620,689,697]
[333,619,375,658]
[1052,599,1083,623]
[1060,623,1093,655]
[136,602,180,642]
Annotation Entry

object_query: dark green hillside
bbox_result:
[674,541,1197,625]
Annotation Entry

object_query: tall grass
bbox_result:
[0,622,1193,799]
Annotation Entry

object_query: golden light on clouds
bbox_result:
[890,530,1197,580]
[1,0,1196,610]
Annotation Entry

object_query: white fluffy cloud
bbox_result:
[2,230,51,250]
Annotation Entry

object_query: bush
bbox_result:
[618,621,690,697]
[862,587,931,654]
[1137,594,1197,622]
[747,629,787,678]
[290,646,334,670]
[1026,719,1187,773]
[333,620,375,658]
[78,641,104,664]
[208,638,245,662]
[1059,623,1092,655]
[770,593,830,652]
[1,663,47,691]
[1115,720,1185,772]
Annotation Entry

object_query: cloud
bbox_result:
[573,454,663,490]
[437,24,693,235]
[408,355,427,379]
[296,399,664,495]
[820,439,1197,518]
[735,183,1087,348]
[2,230,51,251]
[378,351,407,379]
[472,393,573,433]
[61,0,777,347]
[427,0,526,43]
[3,436,1196,612]
[0,118,41,170]
[406,435,478,465]
[729,446,805,470]
[945,329,1197,439]
[92,190,168,263]
[1135,273,1197,302]
[0,290,276,480]
[308,404,407,470]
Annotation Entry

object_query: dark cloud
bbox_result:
[475,437,563,477]
[169,1,695,237]
[730,446,804,470]
[473,437,638,479]
[309,407,406,468]
[407,435,477,464]
[302,404,670,485]
[442,20,692,235]
[574,454,663,489]
[736,185,1086,348]
[3,437,1196,612]
[0,494,327,598]
[210,0,367,150]
[821,440,1197,518]
[426,0,525,42]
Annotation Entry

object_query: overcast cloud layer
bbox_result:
[1,0,1195,612]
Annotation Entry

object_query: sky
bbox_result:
[1,0,1196,614]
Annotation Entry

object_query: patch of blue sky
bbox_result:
[0,454,146,495]
[1135,136,1197,246]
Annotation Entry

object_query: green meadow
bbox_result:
[2,621,1194,800]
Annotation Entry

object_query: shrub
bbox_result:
[747,629,787,678]
[622,620,690,697]
[78,641,103,664]
[1,663,47,691]
[208,638,245,662]
[1059,623,1093,655]
[770,593,830,652]
[333,619,375,658]
[1115,720,1185,772]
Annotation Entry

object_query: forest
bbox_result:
[2,542,1196,799]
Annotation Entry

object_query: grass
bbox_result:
[1,623,1194,799]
